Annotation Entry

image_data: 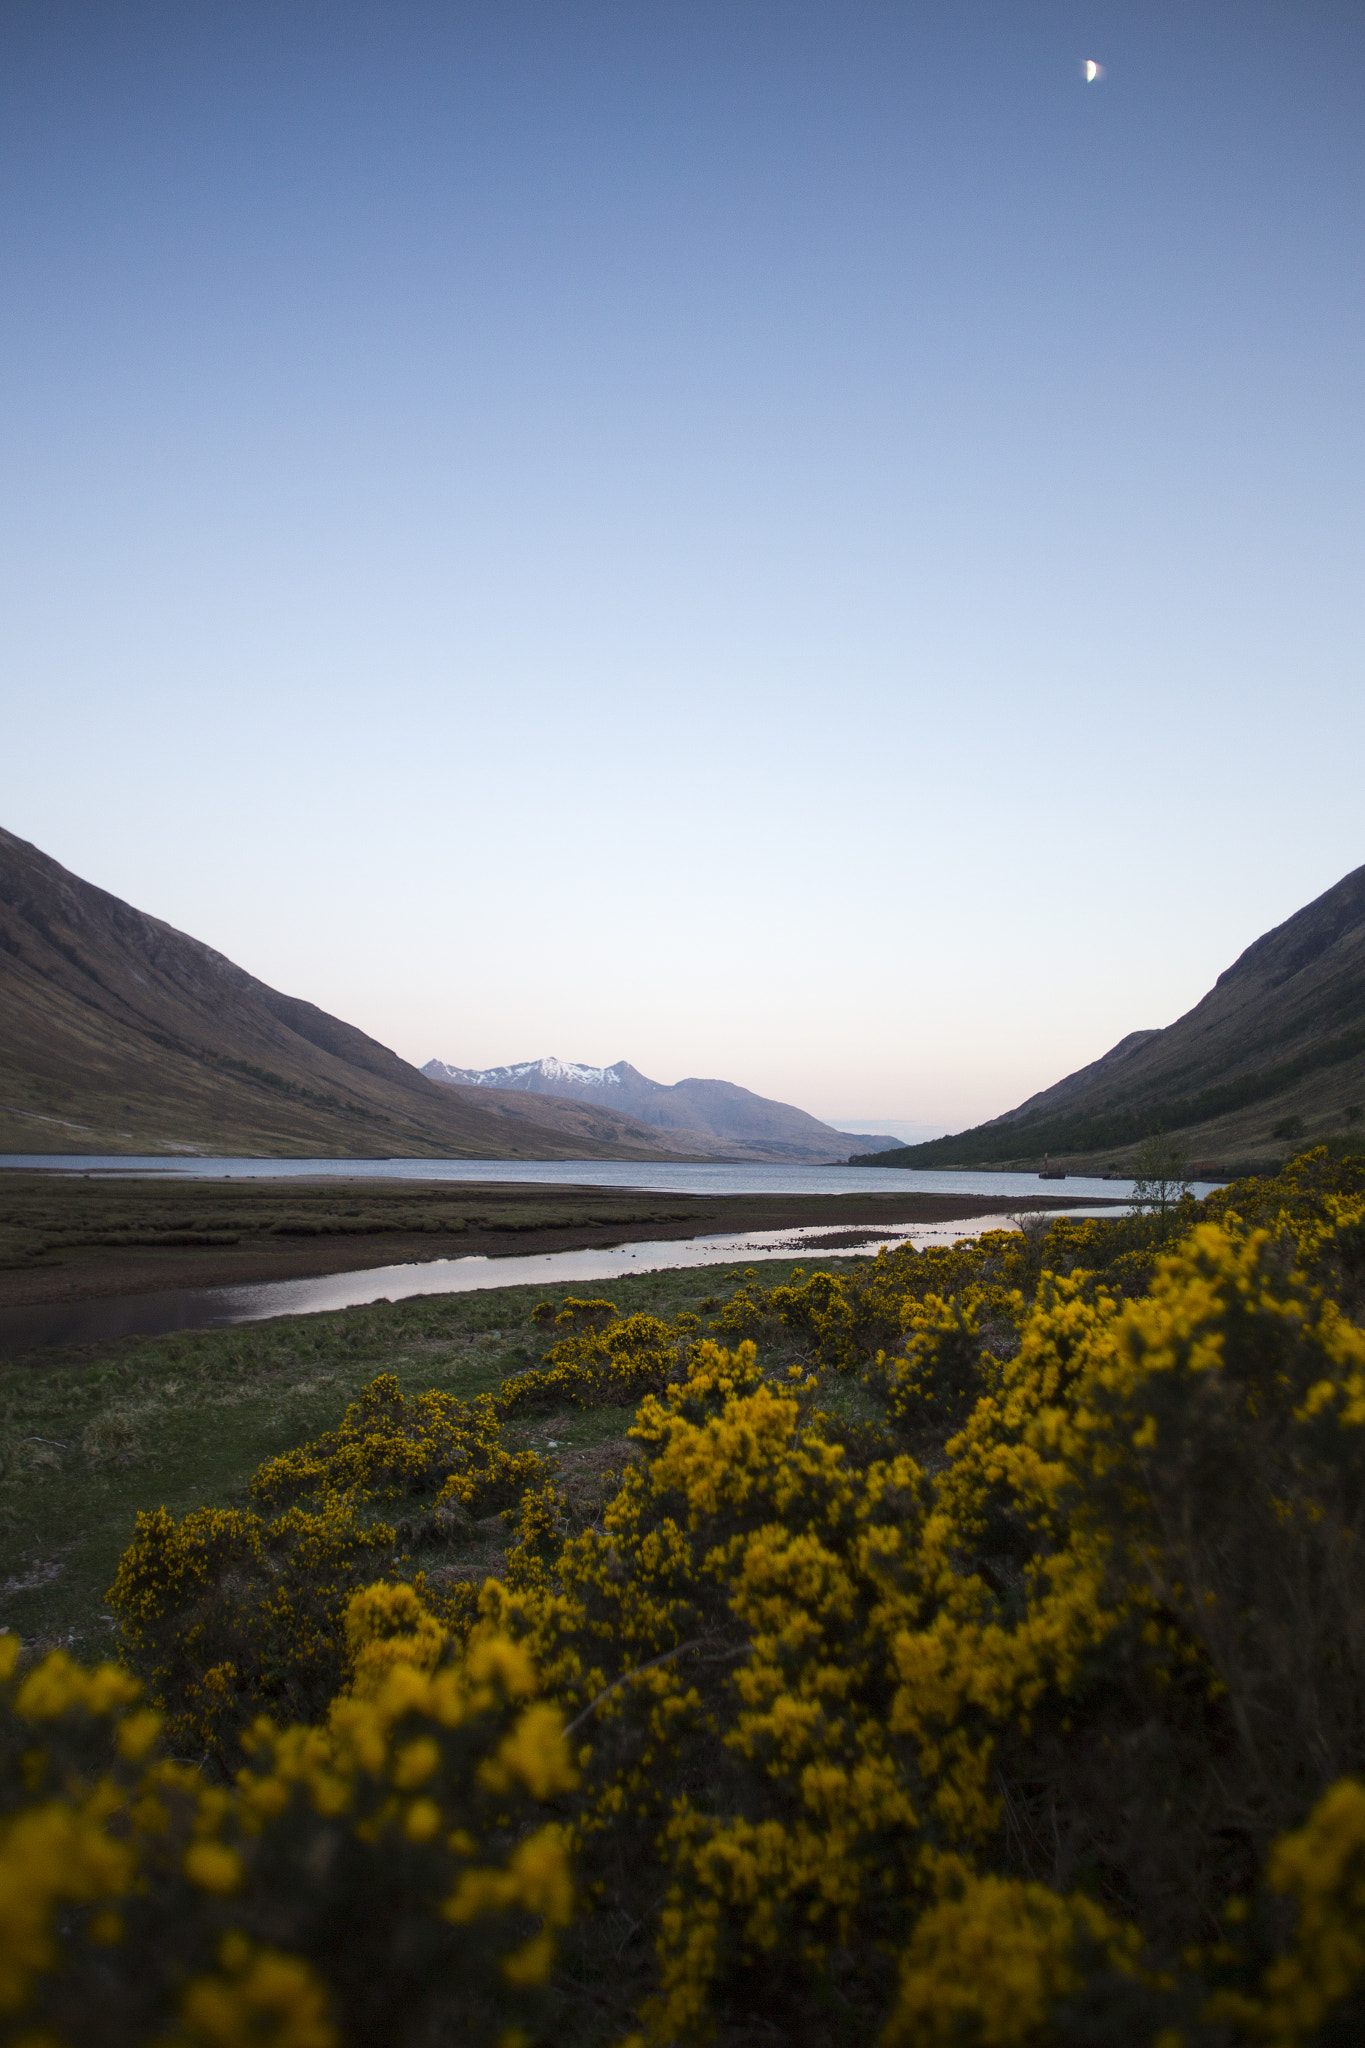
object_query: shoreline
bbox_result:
[0,1173,1126,1311]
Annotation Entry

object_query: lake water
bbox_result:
[1,1209,1128,1362]
[0,1154,1220,1203]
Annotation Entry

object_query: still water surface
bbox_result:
[0,1154,1218,1203]
[3,1210,1129,1362]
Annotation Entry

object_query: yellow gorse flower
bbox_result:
[7,1151,1365,2043]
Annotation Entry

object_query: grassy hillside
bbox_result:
[0,828,716,1161]
[867,862,1365,1174]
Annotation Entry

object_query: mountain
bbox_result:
[424,1057,905,1163]
[0,828,729,1160]
[859,863,1365,1174]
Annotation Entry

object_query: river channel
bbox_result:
[1,1209,1130,1362]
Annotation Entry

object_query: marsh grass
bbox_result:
[0,1175,706,1275]
[0,1254,864,1656]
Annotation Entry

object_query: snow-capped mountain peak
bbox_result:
[421,1055,906,1160]
[538,1057,622,1089]
[423,1055,640,1091]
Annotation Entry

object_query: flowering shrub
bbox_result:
[712,1236,1035,1373]
[251,1373,549,1516]
[107,1498,397,1763]
[108,1377,549,1761]
[880,1870,1139,2046]
[490,1157,1365,2039]
[866,1282,1027,1440]
[0,1618,576,2048]
[11,1150,1365,2043]
[529,1296,621,1334]
[499,1312,694,1412]
[496,1337,993,2038]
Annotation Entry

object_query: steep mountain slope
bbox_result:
[424,1055,903,1163]
[0,829,712,1160]
[864,863,1365,1173]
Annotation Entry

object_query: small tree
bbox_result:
[1128,1132,1193,1218]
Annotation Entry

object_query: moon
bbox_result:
[1083,59,1105,82]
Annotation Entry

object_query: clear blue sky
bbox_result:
[3,1,1362,1133]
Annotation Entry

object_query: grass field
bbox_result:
[0,1251,872,1660]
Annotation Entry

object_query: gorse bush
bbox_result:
[108,1494,396,1766]
[866,1282,1027,1445]
[248,1373,550,1516]
[108,1376,551,1762]
[8,1150,1365,2044]
[0,1620,575,2048]
[529,1296,622,1334]
[706,1217,1176,1377]
[501,1311,694,1413]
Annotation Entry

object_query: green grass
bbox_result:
[0,1254,871,1658]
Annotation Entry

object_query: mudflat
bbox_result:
[0,1171,1124,1307]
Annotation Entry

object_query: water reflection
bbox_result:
[0,1154,1191,1204]
[2,1210,1122,1362]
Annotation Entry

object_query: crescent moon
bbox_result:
[1083,59,1104,82]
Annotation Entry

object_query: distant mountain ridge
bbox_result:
[435,1058,635,1096]
[859,862,1365,1173]
[424,1056,903,1163]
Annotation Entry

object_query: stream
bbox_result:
[1,1210,1123,1361]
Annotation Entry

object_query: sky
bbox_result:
[3,1,1362,1136]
